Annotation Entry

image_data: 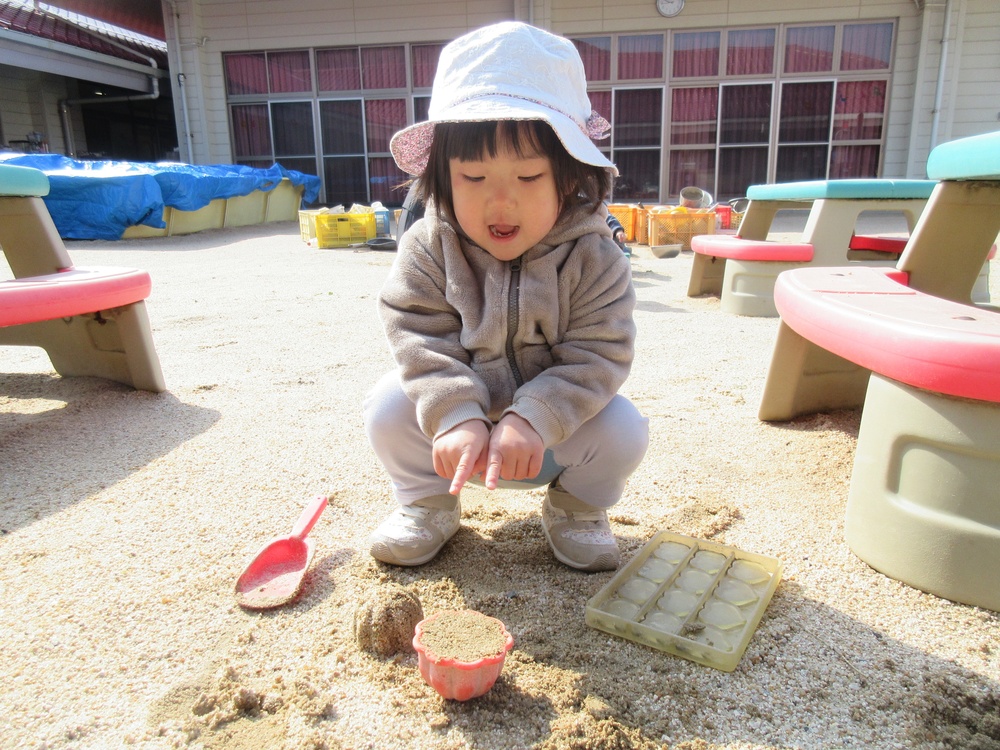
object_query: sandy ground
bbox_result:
[1,221,998,750]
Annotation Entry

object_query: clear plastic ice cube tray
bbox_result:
[585,531,782,672]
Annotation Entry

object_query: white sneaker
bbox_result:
[369,495,461,566]
[542,482,620,572]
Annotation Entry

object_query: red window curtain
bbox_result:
[224,53,268,96]
[365,99,407,153]
[834,81,886,140]
[412,44,443,88]
[268,50,311,93]
[316,49,361,91]
[672,32,720,77]
[573,37,611,82]
[784,26,835,73]
[361,46,406,89]
[618,35,663,80]
[670,87,718,145]
[231,104,271,157]
[841,23,893,71]
[726,28,775,76]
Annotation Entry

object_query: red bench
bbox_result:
[762,266,1000,408]
[0,163,165,392]
[0,267,152,328]
[758,263,1000,612]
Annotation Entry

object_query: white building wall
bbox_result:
[903,0,1000,176]
[0,65,86,156]
[168,0,999,177]
[948,0,1000,139]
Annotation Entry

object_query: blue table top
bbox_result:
[926,130,1000,181]
[0,163,49,198]
[747,179,936,202]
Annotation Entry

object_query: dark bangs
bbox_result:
[420,120,613,220]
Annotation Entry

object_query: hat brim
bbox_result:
[390,96,618,177]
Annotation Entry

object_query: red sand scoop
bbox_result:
[235,494,328,610]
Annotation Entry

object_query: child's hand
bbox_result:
[433,420,490,495]
[484,413,544,490]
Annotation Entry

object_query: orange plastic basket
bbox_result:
[648,209,716,250]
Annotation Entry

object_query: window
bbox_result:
[784,26,835,74]
[613,89,662,200]
[226,21,896,206]
[841,23,893,71]
[412,44,444,88]
[268,51,311,93]
[719,84,772,196]
[271,101,316,177]
[776,81,833,181]
[727,28,774,76]
[316,49,360,91]
[231,104,271,161]
[227,43,414,205]
[574,37,611,82]
[673,32,720,78]
[619,35,663,80]
[361,46,406,89]
[225,54,268,96]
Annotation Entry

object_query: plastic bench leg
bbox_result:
[846,374,1000,612]
[757,321,870,421]
[720,259,805,317]
[0,301,165,392]
[687,253,725,297]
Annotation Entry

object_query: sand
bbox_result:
[1,221,998,750]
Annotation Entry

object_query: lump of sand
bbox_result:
[353,584,424,657]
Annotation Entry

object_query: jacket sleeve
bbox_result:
[377,220,492,438]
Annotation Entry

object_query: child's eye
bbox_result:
[519,174,543,182]
[462,174,485,183]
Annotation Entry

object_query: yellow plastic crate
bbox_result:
[634,205,651,245]
[298,209,325,241]
[315,213,376,248]
[607,203,636,242]
[648,209,716,250]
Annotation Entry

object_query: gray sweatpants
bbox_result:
[363,370,649,508]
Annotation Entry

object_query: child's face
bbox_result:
[448,143,561,262]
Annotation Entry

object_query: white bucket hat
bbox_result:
[390,21,617,177]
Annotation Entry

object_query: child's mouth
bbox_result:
[489,225,518,239]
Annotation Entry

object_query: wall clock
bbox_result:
[656,0,685,17]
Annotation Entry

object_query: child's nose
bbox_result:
[488,184,516,208]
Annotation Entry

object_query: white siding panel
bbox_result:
[181,0,996,171]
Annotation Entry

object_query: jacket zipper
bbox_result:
[505,258,524,387]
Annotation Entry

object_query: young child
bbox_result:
[364,21,649,571]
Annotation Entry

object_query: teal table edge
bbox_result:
[747,178,936,202]
[0,163,50,198]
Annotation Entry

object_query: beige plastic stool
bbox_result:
[845,374,1000,612]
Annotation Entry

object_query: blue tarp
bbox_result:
[0,153,321,240]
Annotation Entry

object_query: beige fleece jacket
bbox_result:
[378,198,637,448]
